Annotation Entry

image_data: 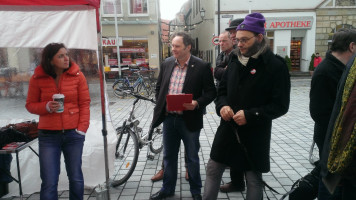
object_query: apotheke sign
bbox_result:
[265,16,313,30]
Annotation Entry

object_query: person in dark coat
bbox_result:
[203,13,290,200]
[317,30,356,200]
[214,20,247,193]
[150,32,216,200]
[214,19,244,84]
[214,31,234,86]
[310,29,356,156]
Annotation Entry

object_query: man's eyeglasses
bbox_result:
[236,36,255,44]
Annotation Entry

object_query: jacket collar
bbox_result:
[33,61,80,78]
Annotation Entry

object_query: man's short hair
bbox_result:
[330,28,356,52]
[220,31,230,38]
[170,32,194,48]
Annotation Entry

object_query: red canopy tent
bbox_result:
[0,0,114,198]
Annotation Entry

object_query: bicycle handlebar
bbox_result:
[115,88,156,103]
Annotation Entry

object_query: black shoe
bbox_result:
[150,191,174,200]
[192,194,202,200]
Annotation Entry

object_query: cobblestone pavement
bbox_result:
[1,77,318,200]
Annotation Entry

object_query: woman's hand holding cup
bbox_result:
[52,94,65,113]
[48,101,61,113]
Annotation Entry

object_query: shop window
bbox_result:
[102,0,122,16]
[129,0,148,15]
[103,37,149,68]
[266,31,274,51]
[290,38,302,70]
[328,24,355,50]
[336,0,356,6]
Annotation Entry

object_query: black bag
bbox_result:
[0,127,31,149]
[5,120,38,139]
[280,164,320,200]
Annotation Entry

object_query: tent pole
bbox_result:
[97,32,111,200]
[97,4,111,199]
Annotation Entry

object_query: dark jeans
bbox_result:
[38,129,85,200]
[161,115,202,195]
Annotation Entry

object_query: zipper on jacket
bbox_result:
[56,73,65,133]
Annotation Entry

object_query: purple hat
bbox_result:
[236,13,265,35]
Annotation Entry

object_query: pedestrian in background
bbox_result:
[313,52,322,68]
[203,13,290,200]
[214,21,247,193]
[214,31,234,87]
[26,43,90,200]
[224,18,244,45]
[150,32,216,200]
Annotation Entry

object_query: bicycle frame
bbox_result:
[124,96,153,148]
[112,89,163,187]
[116,73,144,90]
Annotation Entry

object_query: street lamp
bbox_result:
[200,7,205,20]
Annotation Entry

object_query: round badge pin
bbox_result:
[250,69,256,75]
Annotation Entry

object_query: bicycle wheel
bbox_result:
[144,81,153,96]
[112,127,139,187]
[149,124,163,154]
[136,82,152,97]
[113,80,131,98]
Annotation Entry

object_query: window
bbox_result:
[266,31,274,51]
[102,0,122,15]
[130,0,148,15]
[103,37,149,67]
[336,0,356,6]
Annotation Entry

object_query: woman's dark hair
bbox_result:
[41,43,70,78]
[330,28,356,52]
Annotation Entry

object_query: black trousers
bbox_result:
[230,167,245,187]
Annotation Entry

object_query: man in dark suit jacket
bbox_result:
[150,32,216,200]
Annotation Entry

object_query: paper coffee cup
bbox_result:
[52,94,65,113]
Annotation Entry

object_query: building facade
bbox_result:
[315,0,356,57]
[101,0,161,74]
[175,0,355,72]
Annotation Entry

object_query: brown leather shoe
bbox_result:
[151,169,164,182]
[185,170,189,181]
[220,182,245,193]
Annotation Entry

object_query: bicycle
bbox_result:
[112,70,154,98]
[111,89,163,187]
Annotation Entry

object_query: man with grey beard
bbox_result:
[203,13,291,200]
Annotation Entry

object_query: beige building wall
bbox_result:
[315,8,356,58]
